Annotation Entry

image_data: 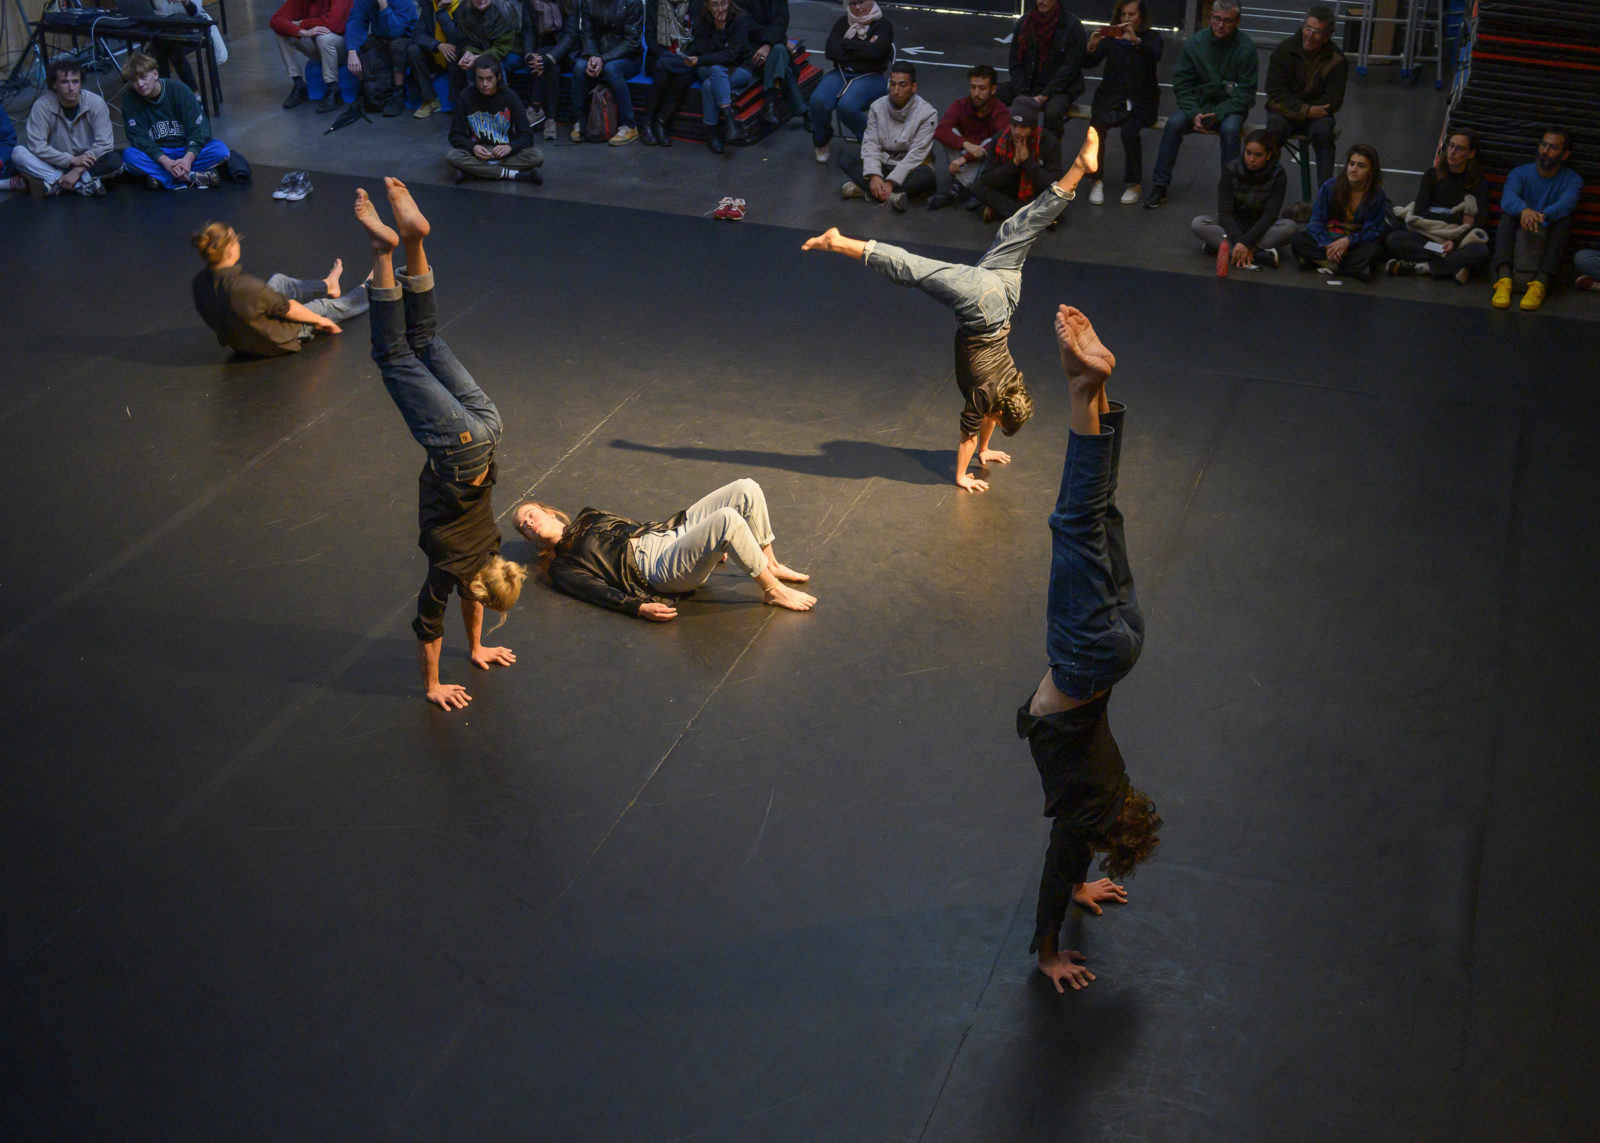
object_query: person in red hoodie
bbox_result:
[928,63,1010,211]
[272,0,354,112]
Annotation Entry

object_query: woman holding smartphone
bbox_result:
[1081,0,1163,206]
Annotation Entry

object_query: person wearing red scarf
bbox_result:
[995,0,1087,142]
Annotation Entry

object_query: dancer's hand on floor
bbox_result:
[426,683,472,710]
[471,645,516,670]
[1072,878,1128,916]
[638,602,678,622]
[956,473,990,493]
[978,448,1011,466]
[1038,949,1095,993]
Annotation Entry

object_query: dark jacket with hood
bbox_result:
[1264,33,1348,121]
[547,507,690,617]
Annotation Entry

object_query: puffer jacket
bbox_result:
[547,507,690,617]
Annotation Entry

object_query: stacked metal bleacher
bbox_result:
[1444,0,1600,240]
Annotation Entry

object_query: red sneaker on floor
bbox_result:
[1577,275,1599,292]
[1216,239,1231,278]
[713,197,745,221]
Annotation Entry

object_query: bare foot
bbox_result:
[354,189,397,252]
[768,562,810,583]
[801,227,842,252]
[1056,305,1116,395]
[763,583,816,611]
[1077,126,1101,177]
[385,177,430,240]
[324,257,343,298]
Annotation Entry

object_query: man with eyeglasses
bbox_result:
[1143,0,1257,209]
[1264,4,1346,189]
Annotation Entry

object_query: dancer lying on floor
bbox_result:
[1018,304,1161,993]
[513,478,814,622]
[190,221,369,358]
[802,127,1102,493]
[355,177,527,711]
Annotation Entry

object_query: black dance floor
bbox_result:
[2,176,1597,1141]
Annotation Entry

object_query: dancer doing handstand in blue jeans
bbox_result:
[803,127,1102,493]
[355,177,528,711]
[1017,304,1162,993]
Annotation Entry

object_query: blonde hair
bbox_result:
[191,221,238,266]
[122,51,158,85]
[513,501,571,571]
[469,555,529,611]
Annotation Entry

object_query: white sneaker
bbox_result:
[1088,180,1104,205]
[1120,184,1142,205]
[840,181,865,200]
[814,145,829,164]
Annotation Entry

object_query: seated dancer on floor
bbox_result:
[1018,305,1161,993]
[513,478,814,622]
[191,222,370,357]
[355,177,528,711]
[802,127,1101,494]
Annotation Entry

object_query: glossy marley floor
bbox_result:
[2,9,1600,1142]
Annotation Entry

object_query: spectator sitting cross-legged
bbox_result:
[1082,0,1163,206]
[745,0,805,126]
[1290,142,1390,281]
[521,0,579,140]
[1489,127,1584,313]
[120,52,231,191]
[1192,128,1296,272]
[1383,127,1491,285]
[1576,246,1600,295]
[272,0,353,112]
[8,58,119,198]
[1264,4,1346,190]
[927,64,1009,211]
[962,97,1064,222]
[809,0,893,164]
[840,61,936,210]
[569,0,645,145]
[995,0,1087,143]
[447,57,545,182]
[1143,0,1256,209]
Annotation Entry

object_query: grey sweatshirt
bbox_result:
[23,90,115,169]
[861,91,936,185]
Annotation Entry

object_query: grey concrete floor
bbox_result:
[7,0,1597,318]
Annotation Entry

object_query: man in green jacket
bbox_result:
[1264,4,1346,188]
[119,52,231,190]
[1143,0,1257,208]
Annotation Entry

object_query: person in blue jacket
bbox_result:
[344,0,429,117]
[1,109,20,191]
[1490,127,1585,312]
[1290,142,1390,282]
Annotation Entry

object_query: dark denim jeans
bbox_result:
[572,55,641,127]
[1046,404,1144,699]
[1151,111,1243,189]
[809,70,887,146]
[369,273,500,482]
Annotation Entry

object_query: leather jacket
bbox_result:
[547,506,688,617]
[577,0,642,61]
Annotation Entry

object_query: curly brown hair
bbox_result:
[1099,786,1161,878]
[997,379,1034,436]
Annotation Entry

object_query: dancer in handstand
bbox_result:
[1017,304,1161,993]
[355,177,527,711]
[802,127,1102,493]
[513,478,814,622]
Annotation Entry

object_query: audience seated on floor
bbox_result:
[1143,0,1256,209]
[521,0,579,140]
[995,0,1086,142]
[810,0,893,164]
[1576,246,1600,294]
[569,0,645,146]
[1290,142,1390,281]
[1384,127,1490,284]
[928,64,1007,211]
[1264,4,1345,190]
[9,58,119,198]
[1490,127,1583,313]
[2,108,24,192]
[346,0,431,117]
[447,56,544,181]
[121,51,230,190]
[746,0,805,126]
[1192,128,1296,272]
[962,97,1062,222]
[272,0,352,112]
[1082,0,1163,207]
[839,61,936,210]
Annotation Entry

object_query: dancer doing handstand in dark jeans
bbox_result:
[1018,304,1162,993]
[355,177,528,711]
[802,127,1102,493]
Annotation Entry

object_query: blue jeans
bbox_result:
[571,55,641,127]
[1150,111,1243,189]
[863,184,1074,335]
[122,139,230,188]
[809,70,886,147]
[266,273,370,340]
[1573,248,1600,279]
[698,64,752,124]
[1046,404,1143,700]
[369,272,500,482]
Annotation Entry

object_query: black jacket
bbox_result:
[1217,156,1287,248]
[742,0,787,47]
[1264,35,1347,120]
[414,460,502,641]
[577,0,642,60]
[547,507,689,617]
[823,13,892,77]
[448,84,535,150]
[1083,27,1163,124]
[688,9,752,67]
[1007,8,1088,100]
[522,0,580,58]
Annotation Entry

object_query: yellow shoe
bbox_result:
[1491,277,1513,309]
[571,124,583,142]
[412,98,440,120]
[1520,280,1547,311]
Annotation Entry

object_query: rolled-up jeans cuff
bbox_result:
[401,269,435,293]
[369,283,403,302]
[862,239,877,261]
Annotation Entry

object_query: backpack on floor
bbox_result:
[583,88,617,143]
[224,150,251,183]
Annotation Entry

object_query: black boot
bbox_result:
[639,118,661,146]
[283,77,309,109]
[722,111,748,147]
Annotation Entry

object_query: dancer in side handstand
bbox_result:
[513,478,814,622]
[1017,304,1161,993]
[355,177,527,711]
[802,127,1102,493]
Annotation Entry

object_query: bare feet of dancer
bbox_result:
[1056,304,1116,437]
[760,543,810,583]
[354,188,399,289]
[1052,126,1101,198]
[324,257,344,298]
[801,226,867,261]
[385,176,432,280]
[763,580,817,611]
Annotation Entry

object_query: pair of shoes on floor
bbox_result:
[73,174,105,197]
[314,86,343,113]
[272,170,312,201]
[1385,258,1427,277]
[712,196,745,221]
[1503,279,1547,311]
[413,98,441,120]
[1141,185,1168,209]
